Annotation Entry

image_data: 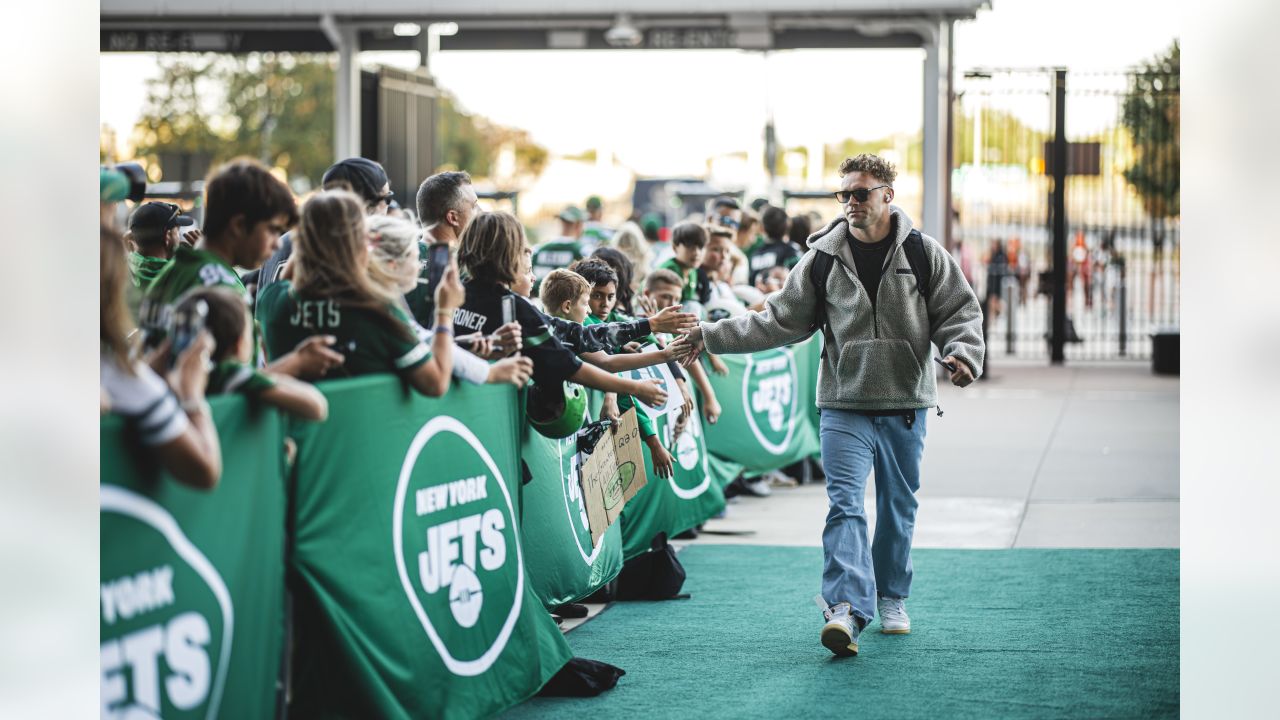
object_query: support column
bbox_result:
[323,15,361,162]
[921,19,951,240]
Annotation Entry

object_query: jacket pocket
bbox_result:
[834,338,922,403]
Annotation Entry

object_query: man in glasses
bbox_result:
[257,157,394,294]
[125,201,196,288]
[684,153,984,658]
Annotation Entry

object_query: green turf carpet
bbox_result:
[505,545,1178,719]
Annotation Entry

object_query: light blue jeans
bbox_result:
[819,408,927,626]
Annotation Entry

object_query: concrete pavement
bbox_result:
[698,361,1179,549]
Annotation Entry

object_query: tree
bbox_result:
[130,54,546,188]
[1121,40,1179,219]
[436,91,548,179]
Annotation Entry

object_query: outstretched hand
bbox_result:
[680,325,706,368]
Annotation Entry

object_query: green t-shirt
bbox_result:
[531,239,585,284]
[584,313,656,438]
[141,245,247,346]
[128,252,171,289]
[206,360,277,396]
[256,280,432,379]
[657,258,698,302]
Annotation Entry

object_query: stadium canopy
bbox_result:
[101,0,990,237]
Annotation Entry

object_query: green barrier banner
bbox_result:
[100,397,286,719]
[519,430,624,609]
[587,392,725,561]
[701,336,822,477]
[288,377,571,720]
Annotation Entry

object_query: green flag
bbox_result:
[100,397,287,719]
[701,337,821,476]
[288,376,572,719]
[520,430,625,609]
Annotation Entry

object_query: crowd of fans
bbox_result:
[100,155,823,496]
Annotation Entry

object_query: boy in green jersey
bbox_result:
[143,158,343,379]
[540,266,691,479]
[656,222,708,303]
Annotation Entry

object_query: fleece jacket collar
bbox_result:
[808,206,917,271]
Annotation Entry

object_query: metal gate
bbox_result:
[951,68,1179,361]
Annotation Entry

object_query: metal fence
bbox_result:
[952,68,1179,361]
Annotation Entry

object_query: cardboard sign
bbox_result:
[577,408,650,547]
[579,428,620,547]
[612,408,649,504]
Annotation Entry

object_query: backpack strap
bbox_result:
[901,229,933,301]
[809,250,836,359]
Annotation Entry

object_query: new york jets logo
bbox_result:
[393,416,523,677]
[100,486,234,720]
[559,438,604,564]
[743,348,799,455]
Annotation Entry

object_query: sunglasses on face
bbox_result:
[834,185,890,204]
[376,191,395,204]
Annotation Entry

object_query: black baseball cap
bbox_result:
[129,202,195,231]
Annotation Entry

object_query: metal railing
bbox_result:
[952,68,1179,361]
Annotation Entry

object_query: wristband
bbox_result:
[434,324,453,336]
[181,398,210,415]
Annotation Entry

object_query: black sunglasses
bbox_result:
[834,185,890,204]
[376,191,395,204]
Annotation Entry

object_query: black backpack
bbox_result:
[615,533,689,601]
[810,226,932,355]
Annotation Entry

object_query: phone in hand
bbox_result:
[425,243,451,298]
[500,295,518,356]
[933,356,956,373]
[169,299,209,368]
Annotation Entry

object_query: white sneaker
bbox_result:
[820,602,861,656]
[743,478,772,497]
[877,596,911,634]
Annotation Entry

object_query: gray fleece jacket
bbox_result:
[701,206,984,411]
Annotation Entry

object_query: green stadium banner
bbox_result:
[287,376,572,720]
[701,337,822,482]
[520,430,624,609]
[100,397,287,719]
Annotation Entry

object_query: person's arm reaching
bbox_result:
[266,335,346,380]
[569,362,668,408]
[406,264,463,396]
[579,335,693,372]
[687,360,721,424]
[685,249,820,358]
[155,332,222,490]
[258,373,329,421]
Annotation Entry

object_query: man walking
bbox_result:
[684,154,984,657]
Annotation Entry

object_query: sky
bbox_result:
[99,0,1178,175]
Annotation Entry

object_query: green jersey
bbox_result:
[141,245,246,343]
[127,252,171,289]
[256,280,432,379]
[531,238,585,285]
[657,258,699,302]
[206,360,276,396]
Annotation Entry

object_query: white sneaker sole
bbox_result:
[821,623,859,657]
[880,626,911,635]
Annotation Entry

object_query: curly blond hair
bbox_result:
[837,153,897,185]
